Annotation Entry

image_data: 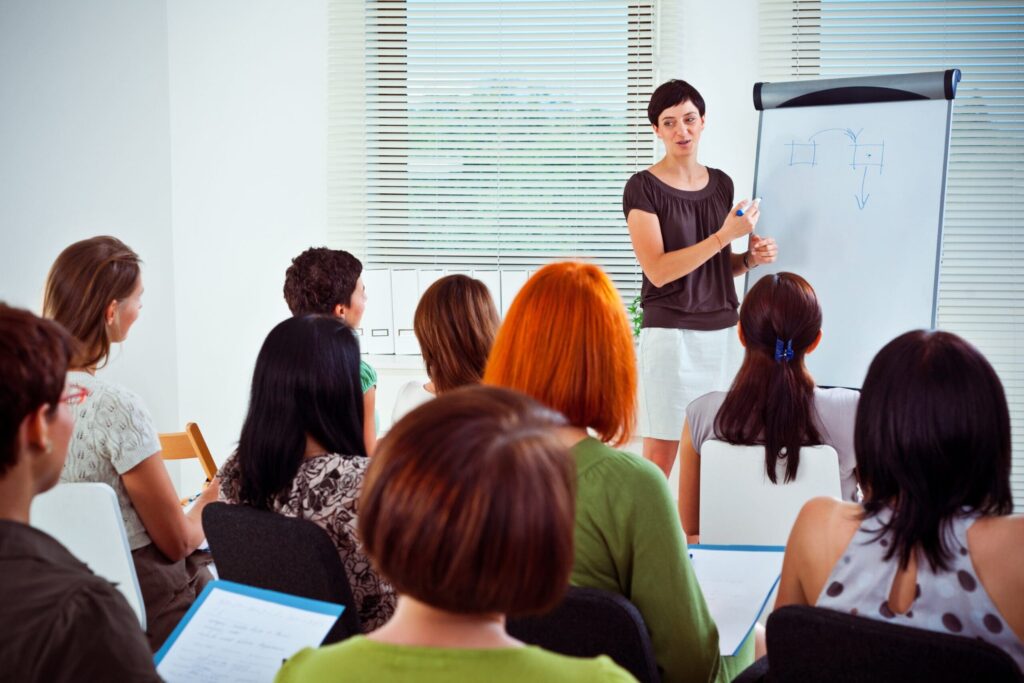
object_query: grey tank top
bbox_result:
[817,506,1024,671]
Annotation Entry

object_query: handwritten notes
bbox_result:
[155,581,342,683]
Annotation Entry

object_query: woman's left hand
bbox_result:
[747,234,778,266]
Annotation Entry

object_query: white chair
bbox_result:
[30,482,146,629]
[699,440,841,546]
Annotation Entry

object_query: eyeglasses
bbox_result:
[61,386,91,406]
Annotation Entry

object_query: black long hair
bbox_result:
[714,272,823,484]
[236,315,366,510]
[857,330,1012,571]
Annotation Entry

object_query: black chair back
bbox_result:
[507,586,660,683]
[202,502,361,642]
[753,605,1023,682]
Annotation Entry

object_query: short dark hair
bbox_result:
[0,303,77,476]
[43,236,141,369]
[235,315,366,510]
[283,247,363,316]
[648,79,706,125]
[414,275,500,393]
[715,273,823,484]
[360,386,574,617]
[857,330,1013,572]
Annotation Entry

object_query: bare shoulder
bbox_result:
[791,498,861,560]
[795,497,859,530]
[969,514,1024,564]
[967,514,1024,639]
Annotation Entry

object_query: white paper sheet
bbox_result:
[156,581,341,683]
[689,546,785,656]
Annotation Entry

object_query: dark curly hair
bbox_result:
[283,247,363,316]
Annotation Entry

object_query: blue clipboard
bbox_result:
[154,579,344,664]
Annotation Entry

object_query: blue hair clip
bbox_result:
[774,338,794,363]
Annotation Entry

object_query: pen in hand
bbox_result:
[736,198,762,217]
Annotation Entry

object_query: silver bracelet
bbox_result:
[743,251,756,270]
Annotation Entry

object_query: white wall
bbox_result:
[0,0,180,433]
[677,0,761,200]
[166,0,328,488]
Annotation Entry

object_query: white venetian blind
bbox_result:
[328,0,655,303]
[760,1,1024,506]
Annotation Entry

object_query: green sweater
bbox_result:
[274,635,635,683]
[570,438,752,683]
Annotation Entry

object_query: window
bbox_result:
[328,0,656,303]
[761,1,1024,505]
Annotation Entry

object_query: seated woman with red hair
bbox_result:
[485,262,749,683]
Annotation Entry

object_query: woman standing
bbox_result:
[625,79,778,476]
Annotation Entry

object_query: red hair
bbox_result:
[484,262,636,446]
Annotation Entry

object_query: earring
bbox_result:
[44,440,53,455]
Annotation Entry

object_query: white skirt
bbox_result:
[637,326,743,441]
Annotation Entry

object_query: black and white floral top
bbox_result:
[218,453,396,631]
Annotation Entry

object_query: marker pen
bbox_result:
[736,197,762,217]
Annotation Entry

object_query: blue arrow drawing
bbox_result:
[855,166,870,210]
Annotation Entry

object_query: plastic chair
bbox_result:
[159,422,218,482]
[699,440,841,546]
[202,502,361,643]
[29,482,147,629]
[507,586,660,683]
[732,604,1023,682]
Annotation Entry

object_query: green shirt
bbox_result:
[570,438,752,683]
[359,360,379,433]
[359,360,377,394]
[274,635,636,683]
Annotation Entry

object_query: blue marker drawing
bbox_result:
[785,128,885,210]
[856,167,870,209]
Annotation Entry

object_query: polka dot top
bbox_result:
[816,506,1024,670]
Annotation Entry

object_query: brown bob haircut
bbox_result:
[43,236,141,370]
[359,385,574,616]
[414,275,500,393]
[0,303,77,475]
[484,262,636,447]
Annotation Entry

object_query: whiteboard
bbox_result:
[750,98,951,389]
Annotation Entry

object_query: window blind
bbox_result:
[760,1,1024,506]
[328,0,655,304]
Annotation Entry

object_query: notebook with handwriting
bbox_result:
[155,579,343,683]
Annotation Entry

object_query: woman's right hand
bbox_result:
[716,199,761,244]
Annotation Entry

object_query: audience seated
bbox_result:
[391,274,500,422]
[284,247,379,453]
[775,329,1024,671]
[43,236,217,650]
[275,385,633,682]
[678,272,858,541]
[484,261,743,683]
[0,303,159,682]
[217,315,395,630]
